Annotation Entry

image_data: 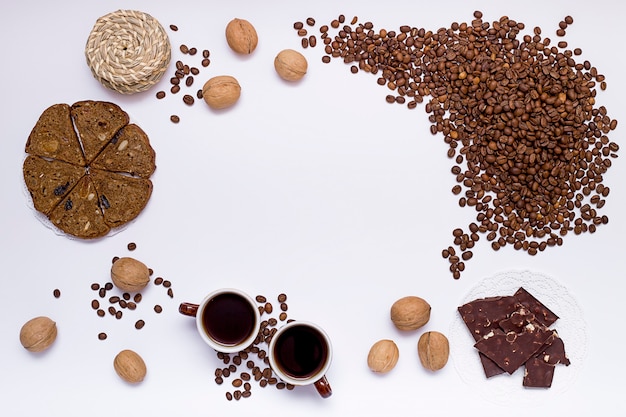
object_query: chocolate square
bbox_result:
[523,357,555,388]
[514,287,559,327]
[458,296,520,340]
[474,325,553,374]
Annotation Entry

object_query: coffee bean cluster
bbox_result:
[156,23,212,123]
[297,11,619,279]
[90,243,174,340]
[213,293,294,401]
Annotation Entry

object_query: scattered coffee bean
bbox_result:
[154,304,163,313]
[183,94,194,105]
[135,320,145,330]
[97,309,105,317]
[91,299,100,310]
[154,277,164,285]
[98,332,107,340]
[169,24,178,31]
[202,58,210,67]
[180,44,189,54]
[189,47,197,55]
[170,115,180,123]
[91,283,100,291]
[306,17,315,26]
[127,242,137,251]
[53,289,61,298]
[203,49,210,58]
[294,21,304,30]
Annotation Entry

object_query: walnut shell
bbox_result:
[202,75,241,110]
[367,339,399,373]
[111,257,150,292]
[225,18,258,54]
[274,49,308,81]
[19,316,57,352]
[417,331,449,371]
[114,349,147,383]
[390,296,431,330]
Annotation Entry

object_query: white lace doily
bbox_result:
[449,270,587,407]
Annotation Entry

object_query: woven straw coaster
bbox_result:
[85,10,171,94]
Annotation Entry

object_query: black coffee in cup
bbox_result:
[272,323,329,378]
[201,292,256,345]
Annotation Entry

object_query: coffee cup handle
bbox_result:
[314,375,332,398]
[179,302,200,317]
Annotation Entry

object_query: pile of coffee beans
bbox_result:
[296,11,619,278]
[90,243,174,340]
[156,24,212,123]
[213,293,294,401]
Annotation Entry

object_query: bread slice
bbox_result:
[90,124,156,178]
[48,175,110,239]
[89,168,153,228]
[70,100,130,164]
[23,155,86,215]
[25,103,86,166]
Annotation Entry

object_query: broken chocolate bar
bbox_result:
[514,287,559,327]
[474,325,553,375]
[523,357,555,388]
[458,295,520,340]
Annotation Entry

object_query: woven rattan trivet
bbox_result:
[85,10,171,94]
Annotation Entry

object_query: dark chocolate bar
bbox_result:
[523,357,555,388]
[458,296,520,340]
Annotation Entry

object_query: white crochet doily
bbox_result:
[449,270,587,407]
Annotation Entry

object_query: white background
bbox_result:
[1,1,625,416]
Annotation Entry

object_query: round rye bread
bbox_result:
[23,100,156,239]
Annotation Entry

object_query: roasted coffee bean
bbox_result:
[53,289,61,298]
[119,300,128,308]
[167,288,174,298]
[294,21,304,30]
[301,37,309,48]
[297,28,307,36]
[163,280,171,288]
[115,311,123,319]
[122,292,131,300]
[97,309,105,317]
[127,302,137,310]
[98,332,107,340]
[154,304,163,313]
[306,17,315,26]
[309,36,317,47]
[203,49,210,58]
[189,47,197,55]
[154,277,164,285]
[91,299,100,310]
[169,24,178,31]
[180,44,189,54]
[156,91,166,99]
[232,379,243,387]
[171,85,180,94]
[135,320,145,330]
[108,306,116,315]
[109,296,120,304]
[105,282,113,291]
[91,283,100,291]
[134,293,142,303]
[201,58,210,67]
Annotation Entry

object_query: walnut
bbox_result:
[367,339,399,373]
[225,18,258,54]
[111,257,150,292]
[19,316,57,352]
[202,75,241,110]
[274,49,308,81]
[113,349,147,383]
[390,296,431,330]
[417,331,449,371]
